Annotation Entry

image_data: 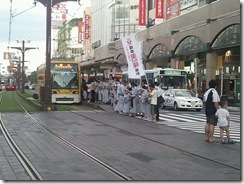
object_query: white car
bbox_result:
[162,89,203,111]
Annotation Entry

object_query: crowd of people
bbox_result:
[82,76,236,144]
[82,74,164,122]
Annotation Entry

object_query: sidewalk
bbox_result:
[84,102,240,113]
[227,105,240,112]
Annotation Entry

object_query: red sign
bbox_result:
[78,20,82,43]
[84,14,90,39]
[166,0,180,20]
[139,0,146,26]
[155,0,164,19]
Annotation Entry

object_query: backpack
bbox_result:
[205,90,216,116]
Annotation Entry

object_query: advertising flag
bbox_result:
[139,0,146,26]
[121,34,145,79]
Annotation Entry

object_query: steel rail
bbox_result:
[0,92,43,180]
[12,92,131,181]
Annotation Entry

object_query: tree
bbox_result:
[28,71,37,84]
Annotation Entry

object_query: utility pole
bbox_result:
[12,56,21,90]
[36,0,81,104]
[10,40,37,93]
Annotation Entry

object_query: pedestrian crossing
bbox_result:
[157,112,240,143]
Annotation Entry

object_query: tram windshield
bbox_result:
[51,64,79,89]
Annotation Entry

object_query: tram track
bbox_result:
[0,91,43,180]
[71,111,240,171]
[0,91,240,180]
[0,91,131,181]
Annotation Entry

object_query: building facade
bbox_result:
[81,0,240,105]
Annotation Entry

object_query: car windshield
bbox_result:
[175,90,195,97]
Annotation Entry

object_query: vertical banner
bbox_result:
[84,14,90,39]
[166,0,180,20]
[155,0,164,19]
[121,34,145,79]
[139,0,146,26]
[78,20,82,43]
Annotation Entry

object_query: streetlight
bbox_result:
[10,39,37,93]
[12,57,21,90]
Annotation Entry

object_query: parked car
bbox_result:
[29,84,36,90]
[25,84,36,90]
[162,89,203,111]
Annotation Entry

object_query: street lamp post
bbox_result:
[12,56,21,90]
[10,40,37,93]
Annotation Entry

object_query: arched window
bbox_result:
[212,24,240,49]
[175,36,207,55]
[149,44,170,60]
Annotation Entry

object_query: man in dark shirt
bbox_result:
[203,79,220,143]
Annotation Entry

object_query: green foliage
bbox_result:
[0,92,22,112]
[0,91,40,112]
[28,71,37,84]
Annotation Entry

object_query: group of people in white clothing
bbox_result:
[84,77,236,143]
[83,74,163,122]
[113,80,162,122]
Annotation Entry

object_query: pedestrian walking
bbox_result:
[215,100,236,144]
[203,79,220,143]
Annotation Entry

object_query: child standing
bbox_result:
[215,100,235,144]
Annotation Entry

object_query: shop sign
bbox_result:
[166,0,180,20]
[180,0,197,10]
[78,20,82,44]
[155,0,164,19]
[84,14,90,39]
[139,0,146,26]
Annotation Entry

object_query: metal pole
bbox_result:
[18,57,21,90]
[194,58,199,97]
[44,0,52,103]
[21,40,25,93]
[220,67,223,96]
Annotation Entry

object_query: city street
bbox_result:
[157,108,240,143]
[0,107,240,181]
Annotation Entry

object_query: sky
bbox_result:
[0,0,91,72]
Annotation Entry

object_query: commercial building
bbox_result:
[81,0,240,105]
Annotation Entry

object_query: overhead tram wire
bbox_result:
[7,0,37,48]
[8,0,13,48]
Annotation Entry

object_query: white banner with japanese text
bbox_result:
[121,34,145,79]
